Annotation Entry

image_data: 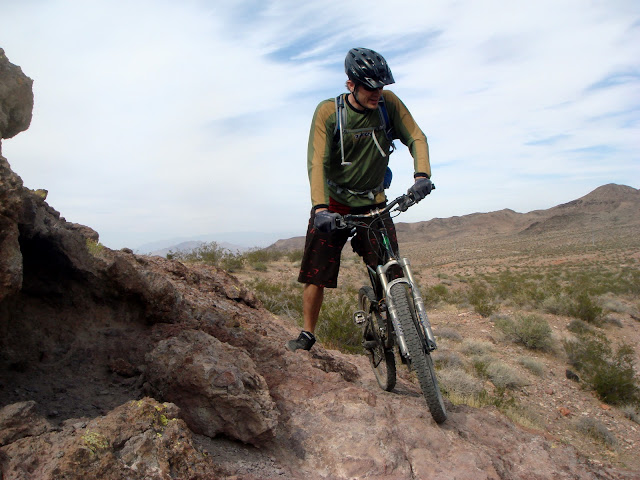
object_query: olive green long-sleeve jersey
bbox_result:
[307,89,431,209]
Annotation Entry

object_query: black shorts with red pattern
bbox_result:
[297,201,400,288]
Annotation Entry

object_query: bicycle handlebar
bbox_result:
[335,183,435,229]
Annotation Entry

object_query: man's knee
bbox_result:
[304,283,325,296]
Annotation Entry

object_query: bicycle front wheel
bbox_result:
[390,283,447,423]
[359,286,396,392]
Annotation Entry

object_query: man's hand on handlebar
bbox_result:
[407,177,434,202]
[314,209,340,233]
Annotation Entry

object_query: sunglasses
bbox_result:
[360,84,383,92]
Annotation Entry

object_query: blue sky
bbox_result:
[1,0,639,250]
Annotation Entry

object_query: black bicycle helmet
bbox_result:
[345,47,395,89]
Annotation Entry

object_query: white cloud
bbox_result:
[1,0,638,249]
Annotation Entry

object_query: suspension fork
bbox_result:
[377,258,438,356]
[377,260,411,358]
[398,257,437,351]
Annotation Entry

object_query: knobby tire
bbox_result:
[359,286,396,392]
[390,283,447,423]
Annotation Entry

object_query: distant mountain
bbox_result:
[269,184,640,250]
[135,231,298,256]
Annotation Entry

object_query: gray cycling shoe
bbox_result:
[286,331,316,351]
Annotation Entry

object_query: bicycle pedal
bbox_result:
[353,310,367,325]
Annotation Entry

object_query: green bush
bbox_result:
[542,294,571,316]
[494,314,553,351]
[168,241,230,265]
[287,249,304,263]
[563,331,639,406]
[566,319,594,335]
[315,289,361,353]
[468,281,497,317]
[567,292,602,323]
[243,247,284,265]
[249,280,360,353]
[252,262,268,272]
[221,254,245,273]
[425,283,450,307]
[248,279,303,320]
[470,354,494,378]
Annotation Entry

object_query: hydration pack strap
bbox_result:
[334,94,395,165]
[335,95,349,165]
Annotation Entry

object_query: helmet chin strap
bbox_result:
[351,86,372,111]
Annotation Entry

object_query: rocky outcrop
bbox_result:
[0,397,219,479]
[1,49,638,479]
[0,48,33,143]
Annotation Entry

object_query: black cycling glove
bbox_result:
[314,210,340,233]
[407,177,433,202]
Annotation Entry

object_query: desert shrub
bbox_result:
[243,247,284,265]
[315,288,361,353]
[470,354,494,378]
[170,241,231,265]
[434,328,462,342]
[575,417,617,447]
[621,405,640,424]
[249,280,363,353]
[563,331,639,406]
[467,280,497,317]
[86,239,105,257]
[433,350,465,370]
[542,294,571,316]
[424,283,450,307]
[486,361,526,390]
[248,279,303,320]
[602,316,624,328]
[566,319,594,335]
[518,356,545,376]
[567,292,602,324]
[438,368,484,398]
[601,297,635,316]
[492,269,523,300]
[287,249,304,263]
[494,314,553,351]
[460,339,494,356]
[221,254,245,272]
[251,261,268,272]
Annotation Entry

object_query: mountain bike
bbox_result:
[336,192,447,423]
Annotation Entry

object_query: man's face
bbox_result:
[347,80,383,109]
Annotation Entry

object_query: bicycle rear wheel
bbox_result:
[390,283,447,423]
[359,286,396,392]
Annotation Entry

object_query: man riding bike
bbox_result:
[287,47,434,352]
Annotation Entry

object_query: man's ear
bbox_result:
[346,79,356,93]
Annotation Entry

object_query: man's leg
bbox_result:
[286,283,324,352]
[289,209,348,352]
[303,283,324,333]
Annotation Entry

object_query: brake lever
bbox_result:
[398,194,415,212]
